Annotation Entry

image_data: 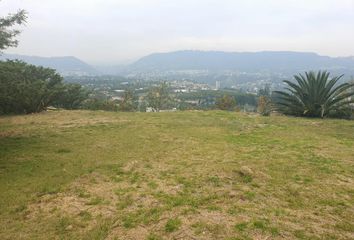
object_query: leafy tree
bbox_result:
[0,6,27,51]
[54,83,89,109]
[0,6,90,114]
[81,98,118,111]
[257,96,272,116]
[258,84,271,97]
[146,82,171,111]
[178,90,256,110]
[119,89,137,111]
[0,60,63,114]
[257,85,272,116]
[215,94,236,111]
[274,71,354,118]
[0,60,90,114]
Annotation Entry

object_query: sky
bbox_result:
[1,0,354,64]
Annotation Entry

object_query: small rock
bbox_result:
[229,191,237,198]
[239,166,253,176]
[65,225,73,231]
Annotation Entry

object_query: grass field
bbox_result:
[0,110,353,240]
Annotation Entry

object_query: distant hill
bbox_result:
[129,50,354,74]
[2,51,354,77]
[0,53,98,76]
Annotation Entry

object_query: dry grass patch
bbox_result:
[0,110,353,239]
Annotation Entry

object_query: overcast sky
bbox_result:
[1,0,354,64]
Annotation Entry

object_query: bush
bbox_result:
[274,71,354,118]
[0,60,62,114]
[215,94,236,111]
[54,83,89,110]
[0,60,88,114]
[119,89,137,112]
[257,96,272,116]
[145,82,173,111]
[81,98,119,111]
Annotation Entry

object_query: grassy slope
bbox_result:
[0,110,353,240]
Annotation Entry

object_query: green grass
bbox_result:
[0,110,354,239]
[165,218,181,232]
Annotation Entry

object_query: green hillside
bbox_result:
[0,111,353,239]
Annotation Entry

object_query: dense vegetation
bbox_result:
[0,60,88,114]
[177,89,257,111]
[0,60,257,114]
[215,94,237,110]
[1,110,353,239]
[274,71,354,118]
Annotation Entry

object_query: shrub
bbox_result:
[0,60,63,114]
[0,60,88,114]
[274,71,354,118]
[215,94,236,111]
[257,96,272,116]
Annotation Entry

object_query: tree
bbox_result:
[257,85,272,116]
[0,60,62,114]
[215,94,236,111]
[274,71,354,118]
[119,89,137,111]
[0,60,90,114]
[258,84,271,97]
[81,98,118,112]
[257,96,272,116]
[146,82,171,112]
[0,6,27,51]
[54,83,89,110]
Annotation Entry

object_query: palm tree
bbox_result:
[274,71,354,118]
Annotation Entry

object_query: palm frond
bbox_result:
[274,71,354,118]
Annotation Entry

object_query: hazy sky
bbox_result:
[1,0,354,64]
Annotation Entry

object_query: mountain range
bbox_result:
[0,54,98,76]
[129,51,354,74]
[1,51,354,77]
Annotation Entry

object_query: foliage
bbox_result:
[54,83,89,110]
[145,82,172,111]
[0,60,88,114]
[215,94,236,110]
[0,7,27,51]
[257,85,272,116]
[274,71,354,118]
[257,96,272,116]
[165,218,181,232]
[81,98,119,112]
[119,89,137,112]
[178,89,256,110]
[0,60,63,114]
[258,84,271,97]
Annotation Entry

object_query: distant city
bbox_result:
[2,50,354,96]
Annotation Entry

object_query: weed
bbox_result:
[165,218,182,232]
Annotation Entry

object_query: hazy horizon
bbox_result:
[3,50,354,67]
[1,0,354,65]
